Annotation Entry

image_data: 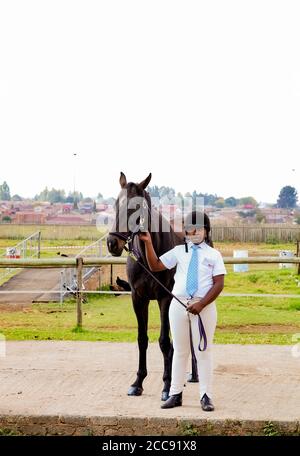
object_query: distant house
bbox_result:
[96,203,108,212]
[265,214,287,223]
[15,212,46,224]
[62,203,73,213]
[46,215,89,225]
[79,204,93,214]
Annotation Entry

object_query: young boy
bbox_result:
[138,211,226,411]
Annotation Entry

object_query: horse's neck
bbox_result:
[150,208,182,256]
[135,204,183,261]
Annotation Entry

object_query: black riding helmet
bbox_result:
[183,211,213,250]
[184,211,211,233]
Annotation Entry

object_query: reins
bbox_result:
[109,227,207,352]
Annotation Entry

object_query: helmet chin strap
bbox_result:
[184,234,205,252]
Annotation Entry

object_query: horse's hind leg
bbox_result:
[128,294,149,396]
[158,296,173,401]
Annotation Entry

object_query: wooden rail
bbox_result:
[0,256,299,328]
[0,256,299,268]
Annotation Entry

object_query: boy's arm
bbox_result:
[138,232,167,272]
[187,275,224,315]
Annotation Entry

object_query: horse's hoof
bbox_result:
[161,391,170,402]
[128,386,143,396]
[187,373,199,383]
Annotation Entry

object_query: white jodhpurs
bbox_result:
[169,298,217,399]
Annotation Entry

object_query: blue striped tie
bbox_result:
[186,244,199,298]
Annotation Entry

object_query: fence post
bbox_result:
[99,267,102,290]
[60,270,64,305]
[76,257,83,328]
[38,231,41,259]
[297,241,300,276]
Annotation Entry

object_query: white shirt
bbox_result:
[159,241,227,298]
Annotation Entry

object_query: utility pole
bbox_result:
[73,153,77,210]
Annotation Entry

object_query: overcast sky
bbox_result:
[0,0,299,203]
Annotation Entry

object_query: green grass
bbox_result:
[0,240,299,344]
[0,225,107,240]
[224,269,300,294]
[1,289,299,344]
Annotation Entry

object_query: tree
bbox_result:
[97,193,104,203]
[47,188,66,203]
[197,192,219,206]
[2,215,11,223]
[237,210,256,218]
[255,209,266,223]
[66,194,74,203]
[239,196,258,207]
[225,197,238,207]
[105,197,116,205]
[34,187,50,202]
[277,186,298,208]
[0,181,11,201]
[215,198,225,208]
[148,186,160,198]
[12,194,22,201]
[177,192,184,202]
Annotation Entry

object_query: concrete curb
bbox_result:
[0,414,299,436]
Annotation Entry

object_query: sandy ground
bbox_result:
[0,341,299,423]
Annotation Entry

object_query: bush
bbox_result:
[1,216,11,223]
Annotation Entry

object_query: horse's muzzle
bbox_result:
[107,234,125,257]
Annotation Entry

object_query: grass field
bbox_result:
[0,225,106,240]
[1,293,299,345]
[0,239,299,344]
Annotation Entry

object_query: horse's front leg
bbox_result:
[127,293,149,396]
[158,296,173,401]
[187,350,199,383]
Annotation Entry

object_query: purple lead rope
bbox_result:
[197,314,207,351]
[128,245,208,352]
[111,231,208,352]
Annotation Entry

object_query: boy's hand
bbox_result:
[138,231,152,243]
[187,299,205,315]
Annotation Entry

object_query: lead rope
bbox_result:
[124,245,207,352]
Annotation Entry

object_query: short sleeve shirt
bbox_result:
[159,241,226,298]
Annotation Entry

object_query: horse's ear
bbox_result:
[119,172,127,188]
[138,173,152,190]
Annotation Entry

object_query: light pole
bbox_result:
[73,153,77,209]
[291,168,299,202]
[291,168,298,184]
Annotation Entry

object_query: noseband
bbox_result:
[109,193,149,258]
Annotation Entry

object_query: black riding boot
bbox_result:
[161,392,182,409]
[200,393,214,411]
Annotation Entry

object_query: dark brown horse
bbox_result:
[107,172,197,401]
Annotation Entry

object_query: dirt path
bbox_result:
[0,269,62,309]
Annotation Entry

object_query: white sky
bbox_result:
[0,0,299,203]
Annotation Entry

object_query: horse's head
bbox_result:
[107,172,152,256]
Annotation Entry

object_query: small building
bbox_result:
[62,204,73,213]
[15,212,46,224]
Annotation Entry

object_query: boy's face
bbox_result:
[185,227,206,244]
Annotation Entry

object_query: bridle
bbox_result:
[109,192,149,259]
